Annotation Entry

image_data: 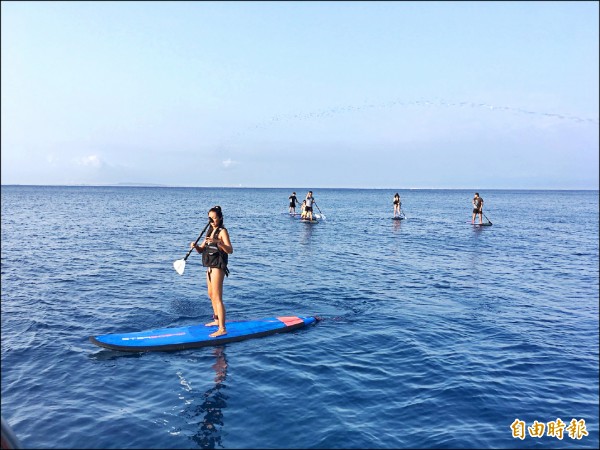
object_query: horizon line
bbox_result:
[1,183,598,191]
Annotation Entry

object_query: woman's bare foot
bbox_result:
[209,328,227,338]
[205,320,218,327]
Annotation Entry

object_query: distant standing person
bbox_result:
[191,206,234,338]
[304,191,315,221]
[472,192,484,224]
[288,192,299,214]
[393,192,401,217]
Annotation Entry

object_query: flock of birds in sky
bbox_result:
[220,98,599,148]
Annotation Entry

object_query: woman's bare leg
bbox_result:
[208,269,227,337]
[205,269,219,326]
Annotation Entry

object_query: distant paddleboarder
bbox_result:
[304,191,316,221]
[472,193,484,224]
[393,192,401,217]
[288,192,299,214]
[300,199,307,219]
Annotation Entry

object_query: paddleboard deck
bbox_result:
[392,216,405,221]
[472,222,493,227]
[300,219,318,224]
[90,316,318,352]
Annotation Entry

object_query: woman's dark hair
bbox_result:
[209,205,224,226]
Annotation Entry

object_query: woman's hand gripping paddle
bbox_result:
[173,221,211,275]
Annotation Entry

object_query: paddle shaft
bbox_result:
[483,212,492,224]
[183,221,211,261]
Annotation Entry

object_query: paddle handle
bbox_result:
[183,221,211,261]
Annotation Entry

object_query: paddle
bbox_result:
[313,201,326,220]
[483,212,493,225]
[173,220,211,275]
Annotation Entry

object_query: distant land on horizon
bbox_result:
[1,182,169,188]
[1,183,598,191]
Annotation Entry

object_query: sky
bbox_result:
[1,1,598,189]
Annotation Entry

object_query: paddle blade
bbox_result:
[173,258,186,275]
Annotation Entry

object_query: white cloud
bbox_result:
[77,155,102,168]
[222,158,237,168]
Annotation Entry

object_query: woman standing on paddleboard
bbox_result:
[393,192,401,217]
[191,206,233,338]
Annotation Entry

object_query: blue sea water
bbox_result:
[1,185,598,449]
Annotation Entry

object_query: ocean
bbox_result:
[1,185,598,449]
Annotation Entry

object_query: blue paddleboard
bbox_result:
[472,222,493,227]
[90,316,317,352]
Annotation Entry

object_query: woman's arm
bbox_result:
[214,229,234,254]
[191,240,206,253]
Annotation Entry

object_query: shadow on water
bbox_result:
[88,345,229,449]
[392,218,404,232]
[299,221,314,244]
[88,349,145,361]
[187,346,228,449]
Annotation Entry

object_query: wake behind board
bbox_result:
[90,316,317,352]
